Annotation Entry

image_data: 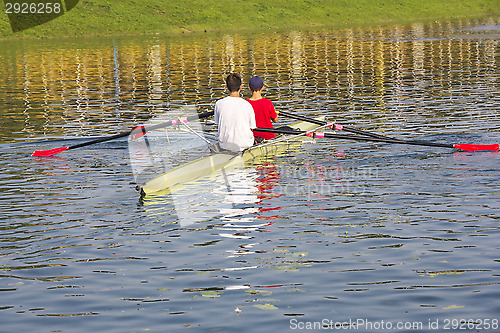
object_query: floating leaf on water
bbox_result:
[422,270,464,278]
[443,304,465,310]
[288,287,305,293]
[245,289,273,296]
[201,291,222,298]
[246,289,260,295]
[294,263,312,268]
[420,273,437,278]
[254,298,281,303]
[253,303,278,310]
[438,271,463,275]
[184,324,200,328]
[273,265,299,271]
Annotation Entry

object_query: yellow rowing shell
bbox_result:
[139,116,325,196]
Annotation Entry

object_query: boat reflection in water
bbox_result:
[129,107,270,229]
[140,162,273,234]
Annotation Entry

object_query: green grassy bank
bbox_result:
[1,0,498,40]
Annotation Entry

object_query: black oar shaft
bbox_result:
[279,110,404,143]
[68,131,130,150]
[326,133,453,148]
[255,127,454,149]
[67,111,214,151]
[32,111,215,156]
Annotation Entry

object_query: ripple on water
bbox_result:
[1,19,500,333]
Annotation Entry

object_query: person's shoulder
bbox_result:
[215,96,226,104]
[247,98,268,104]
[222,97,252,110]
[216,96,233,106]
[238,98,254,112]
[259,98,273,105]
[237,97,252,105]
[261,98,275,109]
[242,99,254,110]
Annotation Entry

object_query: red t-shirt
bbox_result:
[246,98,277,140]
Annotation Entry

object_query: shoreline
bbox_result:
[0,0,498,41]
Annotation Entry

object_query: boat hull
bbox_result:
[139,116,325,196]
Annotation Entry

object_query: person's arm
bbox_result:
[214,101,220,125]
[248,103,256,129]
[270,101,278,123]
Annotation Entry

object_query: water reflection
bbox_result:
[1,18,498,143]
[142,164,274,229]
[0,19,499,332]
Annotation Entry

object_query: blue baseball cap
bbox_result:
[249,76,264,90]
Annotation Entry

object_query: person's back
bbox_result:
[246,76,278,142]
[214,73,256,152]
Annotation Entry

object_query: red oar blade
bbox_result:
[32,146,69,157]
[130,126,146,140]
[453,143,499,152]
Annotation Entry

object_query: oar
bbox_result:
[254,127,499,152]
[279,110,406,143]
[32,111,214,157]
[278,111,498,152]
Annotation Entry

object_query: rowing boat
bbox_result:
[139,116,326,196]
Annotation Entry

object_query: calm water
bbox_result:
[1,18,499,333]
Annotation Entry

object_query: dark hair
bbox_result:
[226,73,242,92]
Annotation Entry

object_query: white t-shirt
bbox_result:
[214,96,256,152]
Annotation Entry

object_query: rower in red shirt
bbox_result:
[246,76,278,143]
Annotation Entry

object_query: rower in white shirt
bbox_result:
[214,73,256,152]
